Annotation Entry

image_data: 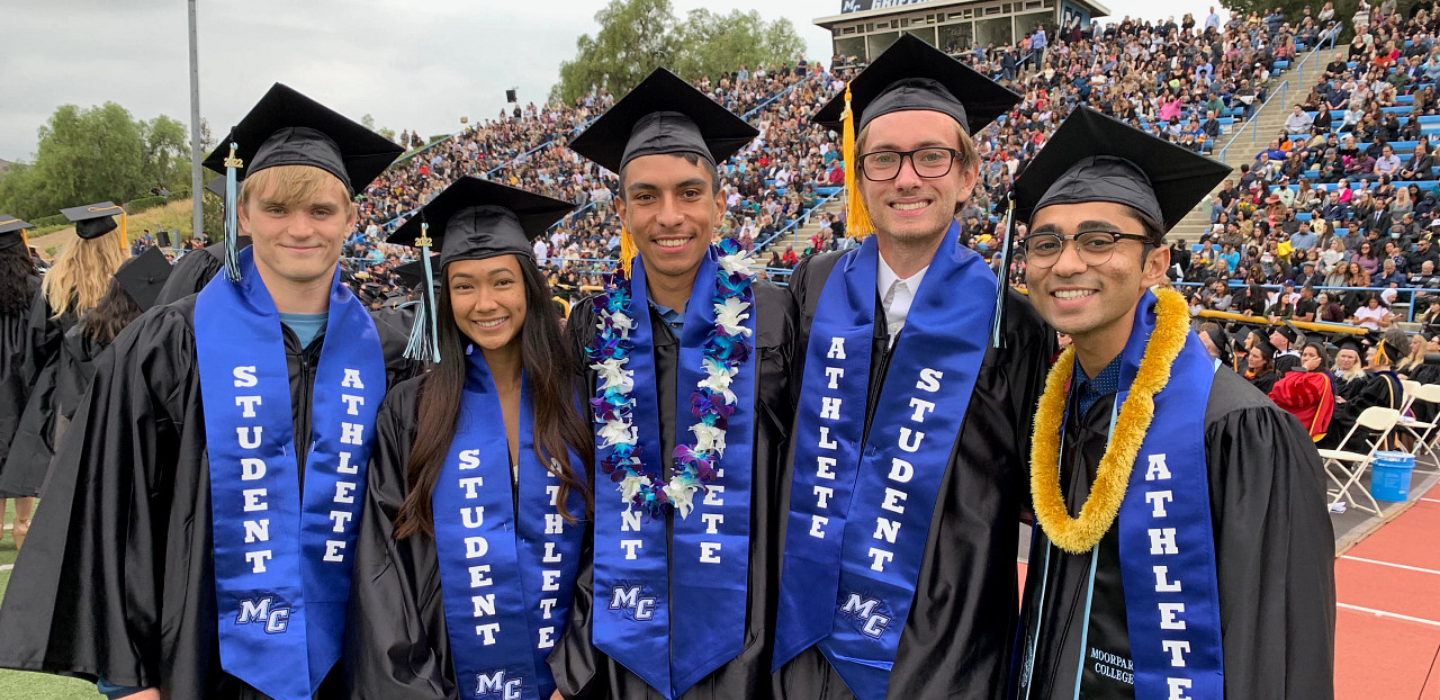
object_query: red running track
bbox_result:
[1016,495,1440,697]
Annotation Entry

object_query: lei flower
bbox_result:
[588,241,756,519]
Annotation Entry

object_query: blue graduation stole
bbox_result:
[773,223,995,700]
[194,248,386,700]
[591,248,757,699]
[432,349,585,700]
[1112,292,1224,699]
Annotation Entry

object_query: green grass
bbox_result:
[0,501,98,700]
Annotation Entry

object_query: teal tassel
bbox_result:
[223,141,242,282]
[403,223,441,363]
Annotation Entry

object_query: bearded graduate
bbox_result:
[772,35,1054,700]
[342,177,592,700]
[553,68,794,700]
[0,216,40,549]
[0,84,415,700]
[1011,107,1335,700]
[0,202,128,498]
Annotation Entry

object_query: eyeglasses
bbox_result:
[1020,230,1153,268]
[858,147,961,181]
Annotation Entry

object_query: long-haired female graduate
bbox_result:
[0,202,127,499]
[343,176,593,700]
[0,216,40,548]
[0,247,173,497]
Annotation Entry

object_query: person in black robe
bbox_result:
[1242,340,1281,394]
[772,36,1053,700]
[550,69,794,700]
[1012,107,1334,700]
[0,84,413,699]
[1331,338,1371,404]
[0,216,41,545]
[3,247,175,499]
[1323,333,1406,451]
[344,178,594,699]
[155,237,252,307]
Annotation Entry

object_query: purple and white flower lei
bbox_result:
[587,242,755,519]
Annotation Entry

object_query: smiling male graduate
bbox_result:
[1011,107,1335,700]
[0,84,416,700]
[771,35,1054,700]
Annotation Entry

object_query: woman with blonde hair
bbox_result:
[0,203,127,501]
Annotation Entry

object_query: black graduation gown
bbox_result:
[1244,368,1279,395]
[0,288,79,497]
[548,281,795,700]
[773,251,1055,700]
[0,322,111,497]
[0,278,41,491]
[0,293,418,699]
[154,241,252,308]
[1323,370,1402,450]
[1016,368,1336,700]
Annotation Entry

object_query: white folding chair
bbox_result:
[1398,383,1440,463]
[1400,379,1421,416]
[1318,406,1401,516]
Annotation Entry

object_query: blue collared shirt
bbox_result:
[651,301,684,333]
[1074,355,1124,417]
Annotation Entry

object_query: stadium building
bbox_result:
[815,0,1110,63]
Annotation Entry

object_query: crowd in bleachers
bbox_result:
[268,1,1357,307]
[1183,0,1440,326]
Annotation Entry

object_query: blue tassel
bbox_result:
[403,223,441,363]
[223,142,242,282]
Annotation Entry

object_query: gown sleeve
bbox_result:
[343,378,455,699]
[152,250,222,308]
[0,305,193,689]
[1206,371,1337,700]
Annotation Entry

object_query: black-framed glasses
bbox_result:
[1020,230,1153,268]
[858,147,961,181]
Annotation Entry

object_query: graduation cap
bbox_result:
[114,246,173,312]
[392,258,432,290]
[201,83,403,282]
[1253,339,1278,362]
[1012,107,1232,235]
[0,215,34,251]
[811,34,1020,241]
[61,202,128,242]
[385,176,577,362]
[1202,325,1233,367]
[567,68,757,175]
[1333,337,1366,358]
[1273,323,1300,344]
[568,68,756,277]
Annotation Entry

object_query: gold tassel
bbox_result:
[86,205,128,252]
[619,225,636,279]
[842,82,875,239]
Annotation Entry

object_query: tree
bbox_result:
[670,10,806,85]
[0,103,194,220]
[361,113,377,131]
[552,0,679,106]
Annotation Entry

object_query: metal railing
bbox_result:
[1217,79,1290,162]
[752,188,844,254]
[1178,280,1436,322]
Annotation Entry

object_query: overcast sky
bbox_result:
[0,0,1226,163]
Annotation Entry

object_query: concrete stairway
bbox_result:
[750,197,846,270]
[1169,44,1347,244]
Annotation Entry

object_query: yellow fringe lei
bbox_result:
[1029,288,1191,555]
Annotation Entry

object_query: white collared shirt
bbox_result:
[877,254,929,347]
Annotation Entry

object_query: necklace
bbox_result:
[1029,288,1191,554]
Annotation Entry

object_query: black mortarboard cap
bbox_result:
[201,83,402,193]
[1274,323,1299,343]
[60,202,124,240]
[393,259,431,290]
[114,246,173,311]
[567,68,758,173]
[1254,339,1278,361]
[0,216,33,251]
[1203,326,1232,366]
[387,176,575,270]
[811,34,1020,135]
[205,177,226,199]
[1013,107,1232,234]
